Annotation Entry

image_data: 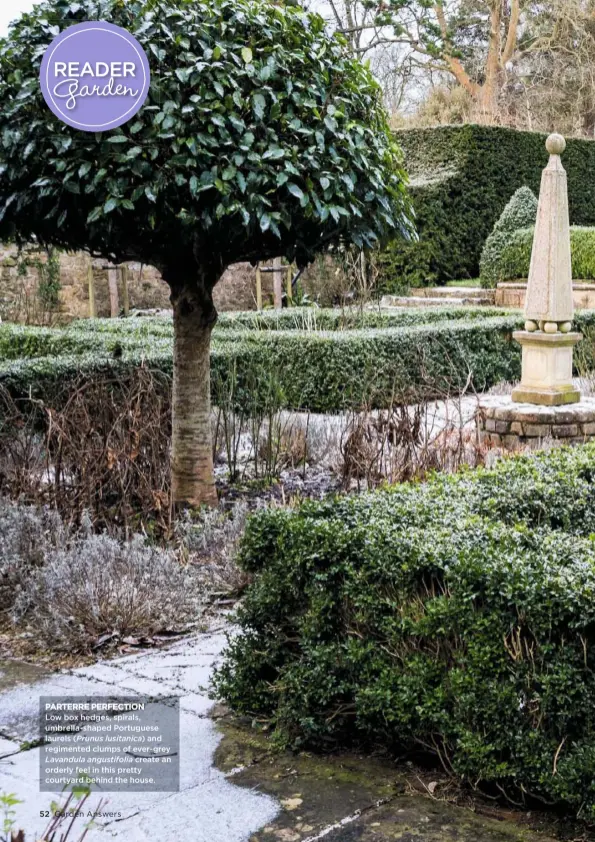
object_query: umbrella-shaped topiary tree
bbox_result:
[0,0,412,507]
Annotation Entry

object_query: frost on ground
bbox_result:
[0,626,280,841]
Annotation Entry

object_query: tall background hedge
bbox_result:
[379,124,595,289]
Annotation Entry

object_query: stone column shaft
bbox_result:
[512,134,581,407]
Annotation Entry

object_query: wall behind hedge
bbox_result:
[379,125,595,289]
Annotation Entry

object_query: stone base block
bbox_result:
[511,384,581,406]
[512,331,582,406]
[478,396,595,451]
[496,281,595,310]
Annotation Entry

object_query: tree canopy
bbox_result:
[0,0,412,286]
[0,0,413,507]
[317,0,523,118]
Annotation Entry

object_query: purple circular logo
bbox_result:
[40,21,151,132]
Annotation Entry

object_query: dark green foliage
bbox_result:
[0,324,104,359]
[484,226,595,284]
[0,312,527,409]
[0,306,514,356]
[0,0,411,274]
[214,443,595,816]
[480,187,538,288]
[379,125,595,289]
[3,309,595,412]
[214,318,524,409]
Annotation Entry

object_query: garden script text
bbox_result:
[51,61,139,110]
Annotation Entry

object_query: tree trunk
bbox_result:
[171,286,218,508]
[477,4,502,123]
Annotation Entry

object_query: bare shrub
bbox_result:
[300,254,351,307]
[256,415,309,478]
[339,412,384,488]
[0,368,172,533]
[338,391,487,490]
[276,422,309,471]
[13,533,206,652]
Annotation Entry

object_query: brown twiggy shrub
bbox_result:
[0,367,172,532]
[338,391,488,490]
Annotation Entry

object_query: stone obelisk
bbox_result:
[511,134,581,406]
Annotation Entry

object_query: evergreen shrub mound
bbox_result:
[380,125,595,289]
[214,443,595,817]
[482,226,595,285]
[480,187,538,288]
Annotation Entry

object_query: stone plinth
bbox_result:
[511,133,584,407]
[478,396,595,451]
[511,330,581,406]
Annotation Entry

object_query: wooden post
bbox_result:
[108,264,119,318]
[360,250,367,298]
[273,256,283,309]
[256,264,263,310]
[286,265,293,303]
[121,264,130,316]
[87,263,96,318]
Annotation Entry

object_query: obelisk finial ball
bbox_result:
[546,133,566,155]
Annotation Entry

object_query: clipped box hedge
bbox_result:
[0,323,105,360]
[481,225,595,286]
[213,305,512,332]
[214,443,595,817]
[60,306,512,338]
[380,125,595,289]
[2,309,595,413]
[0,315,526,410]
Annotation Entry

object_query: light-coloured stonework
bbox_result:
[523,133,574,328]
[512,134,581,407]
[481,134,595,449]
[0,246,263,321]
[478,396,595,449]
[512,330,581,406]
[495,282,595,311]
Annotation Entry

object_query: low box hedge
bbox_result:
[213,305,513,332]
[214,443,595,817]
[481,226,595,286]
[2,310,595,413]
[0,315,526,410]
[64,306,513,337]
[0,323,105,360]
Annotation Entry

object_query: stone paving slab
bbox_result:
[215,718,562,842]
[0,629,278,839]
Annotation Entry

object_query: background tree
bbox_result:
[0,0,412,507]
[501,0,595,136]
[313,0,524,121]
[316,0,595,135]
